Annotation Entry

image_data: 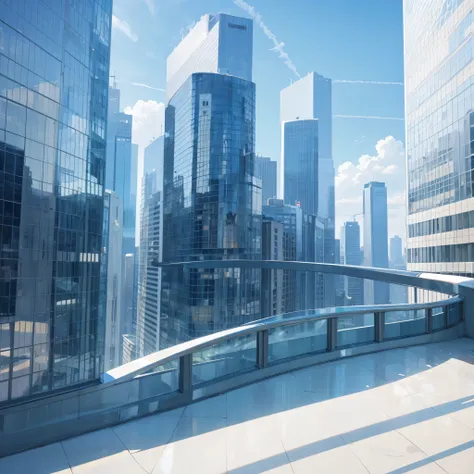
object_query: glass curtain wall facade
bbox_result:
[255,156,277,205]
[166,13,253,102]
[105,88,135,255]
[138,171,163,356]
[280,72,335,306]
[283,119,319,215]
[363,182,390,304]
[405,0,474,277]
[103,190,122,371]
[0,0,112,402]
[160,73,261,349]
[340,221,364,305]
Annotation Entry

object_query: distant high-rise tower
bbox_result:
[255,156,277,205]
[106,86,136,254]
[281,72,335,305]
[341,221,364,305]
[160,14,261,348]
[138,170,163,356]
[363,182,389,304]
[0,0,112,403]
[166,13,253,101]
[405,0,474,281]
[283,119,319,215]
[390,235,404,267]
[103,191,123,370]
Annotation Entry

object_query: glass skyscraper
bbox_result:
[341,221,364,305]
[255,156,277,205]
[363,182,389,304]
[405,0,474,278]
[0,0,112,402]
[283,119,319,215]
[160,72,261,348]
[105,86,135,255]
[280,72,335,305]
[166,13,253,101]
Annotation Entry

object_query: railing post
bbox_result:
[374,312,384,342]
[327,318,337,352]
[425,308,433,334]
[443,305,449,328]
[179,353,192,400]
[256,330,269,368]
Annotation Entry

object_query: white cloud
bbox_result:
[233,0,300,78]
[142,0,156,16]
[335,136,407,244]
[112,15,139,42]
[124,99,165,149]
[131,82,165,92]
[334,80,404,86]
[334,114,404,121]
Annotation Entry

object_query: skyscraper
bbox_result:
[138,170,163,356]
[404,0,474,280]
[106,85,135,254]
[341,221,364,305]
[103,191,123,370]
[160,14,261,348]
[390,235,404,267]
[263,199,303,313]
[0,0,112,402]
[283,119,319,215]
[280,72,335,305]
[261,219,284,317]
[255,156,277,205]
[166,13,253,101]
[143,135,164,181]
[363,182,389,304]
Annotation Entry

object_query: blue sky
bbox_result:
[111,0,407,241]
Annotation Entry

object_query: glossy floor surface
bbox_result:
[3,339,474,473]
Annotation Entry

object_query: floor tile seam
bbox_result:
[58,441,75,474]
[394,425,450,474]
[438,410,474,432]
[110,426,149,473]
[344,439,372,474]
[279,439,295,474]
[148,406,190,473]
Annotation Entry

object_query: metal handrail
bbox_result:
[103,295,463,384]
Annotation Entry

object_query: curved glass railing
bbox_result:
[104,296,463,389]
[0,265,468,457]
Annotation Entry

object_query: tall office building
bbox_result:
[160,13,260,348]
[281,72,335,305]
[341,221,364,305]
[143,135,164,181]
[303,214,326,309]
[334,239,346,306]
[263,199,303,313]
[138,170,163,356]
[255,156,277,205]
[283,119,319,215]
[390,235,404,267]
[161,71,261,348]
[166,13,253,101]
[261,219,284,318]
[0,0,112,402]
[363,182,389,304]
[106,85,135,254]
[405,0,474,278]
[103,191,123,370]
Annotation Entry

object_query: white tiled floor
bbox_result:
[2,339,474,473]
